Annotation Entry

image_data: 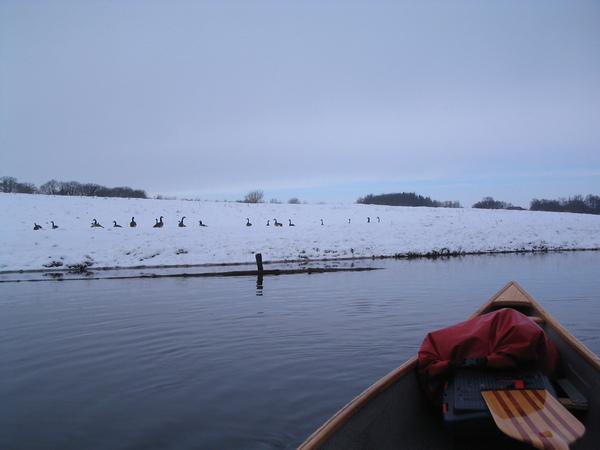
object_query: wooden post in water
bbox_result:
[255,253,264,296]
[255,253,264,273]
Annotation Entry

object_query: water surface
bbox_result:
[1,252,599,449]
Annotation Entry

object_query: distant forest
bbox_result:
[0,176,147,199]
[472,197,525,210]
[357,192,461,208]
[357,192,600,216]
[530,195,600,215]
[472,195,600,215]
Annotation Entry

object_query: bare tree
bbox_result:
[288,197,300,204]
[441,200,462,208]
[586,195,600,213]
[81,183,103,196]
[0,176,18,193]
[14,182,37,194]
[58,181,83,196]
[39,179,61,195]
[244,190,264,203]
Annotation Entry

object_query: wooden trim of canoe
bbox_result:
[298,281,600,449]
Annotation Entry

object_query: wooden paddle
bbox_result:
[482,389,585,450]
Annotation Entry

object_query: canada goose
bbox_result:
[367,217,371,223]
[320,219,324,226]
[51,221,58,229]
[91,219,103,228]
[153,216,164,228]
[288,219,295,227]
[246,218,252,227]
[113,221,122,228]
[199,220,207,227]
[178,217,186,227]
[33,223,42,230]
[377,216,380,223]
[130,217,137,227]
[266,220,270,226]
[273,218,283,227]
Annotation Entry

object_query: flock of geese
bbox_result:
[33,216,381,230]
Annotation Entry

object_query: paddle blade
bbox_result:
[482,389,585,450]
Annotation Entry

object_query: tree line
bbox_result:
[0,176,147,199]
[472,197,525,210]
[356,192,461,208]
[530,195,600,215]
[473,195,600,215]
[356,191,600,215]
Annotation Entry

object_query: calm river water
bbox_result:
[1,252,599,449]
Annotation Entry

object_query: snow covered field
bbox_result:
[2,193,600,272]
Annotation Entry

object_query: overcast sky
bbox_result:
[1,0,599,206]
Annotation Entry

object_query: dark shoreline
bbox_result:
[0,266,381,283]
[1,247,599,283]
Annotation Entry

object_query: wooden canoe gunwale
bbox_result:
[298,281,600,449]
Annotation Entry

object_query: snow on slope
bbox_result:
[1,193,600,272]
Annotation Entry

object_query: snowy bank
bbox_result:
[2,193,600,272]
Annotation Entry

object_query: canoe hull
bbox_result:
[299,282,600,450]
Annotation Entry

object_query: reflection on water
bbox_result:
[0,252,599,449]
[256,274,264,296]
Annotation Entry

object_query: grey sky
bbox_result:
[1,0,599,206]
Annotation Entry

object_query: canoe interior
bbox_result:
[301,282,600,450]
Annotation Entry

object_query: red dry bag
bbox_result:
[417,308,559,404]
